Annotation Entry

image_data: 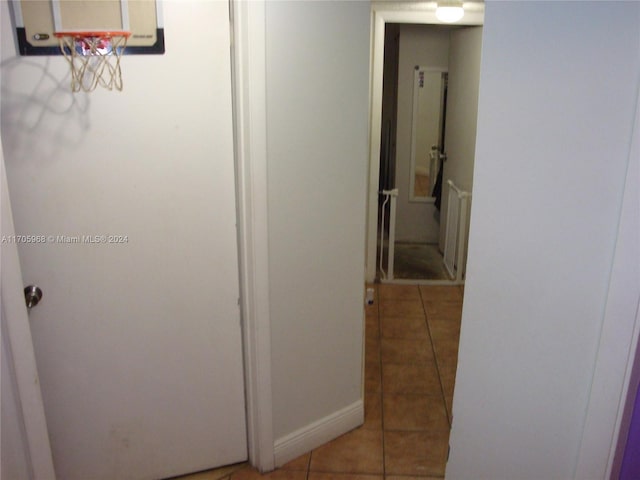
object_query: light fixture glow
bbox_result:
[436,1,465,23]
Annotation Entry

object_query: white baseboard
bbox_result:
[273,399,364,467]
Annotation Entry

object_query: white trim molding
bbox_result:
[230,0,274,473]
[273,400,364,468]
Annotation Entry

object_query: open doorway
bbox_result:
[366,4,484,285]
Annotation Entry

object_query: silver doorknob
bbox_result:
[24,285,43,309]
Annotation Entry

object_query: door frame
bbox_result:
[230,0,275,472]
[364,2,484,283]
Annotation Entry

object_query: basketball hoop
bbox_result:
[55,31,130,92]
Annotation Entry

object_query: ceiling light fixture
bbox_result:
[436,0,465,23]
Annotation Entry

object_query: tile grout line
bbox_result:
[418,287,453,427]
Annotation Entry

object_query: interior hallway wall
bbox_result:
[447,2,640,478]
[265,0,370,447]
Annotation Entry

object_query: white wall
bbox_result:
[438,26,482,254]
[395,25,449,243]
[447,2,640,479]
[265,0,370,450]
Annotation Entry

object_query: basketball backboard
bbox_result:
[12,0,164,55]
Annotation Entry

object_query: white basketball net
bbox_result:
[57,34,128,92]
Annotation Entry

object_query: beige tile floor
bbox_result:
[173,284,463,480]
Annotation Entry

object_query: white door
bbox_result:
[0,2,247,479]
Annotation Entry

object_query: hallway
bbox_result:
[177,284,463,480]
